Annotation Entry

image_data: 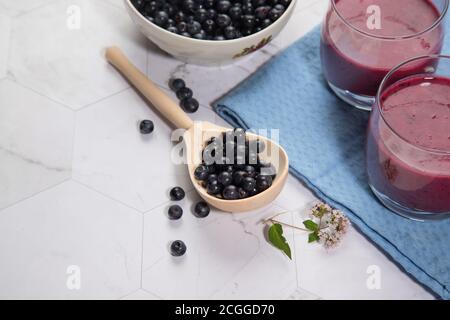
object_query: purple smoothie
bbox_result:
[321,0,444,96]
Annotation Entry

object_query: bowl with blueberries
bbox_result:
[125,0,296,64]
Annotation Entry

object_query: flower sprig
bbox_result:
[264,202,351,259]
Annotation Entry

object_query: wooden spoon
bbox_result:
[105,47,289,212]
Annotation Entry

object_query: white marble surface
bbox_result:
[0,0,435,300]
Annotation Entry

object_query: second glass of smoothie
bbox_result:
[321,0,448,110]
[366,55,450,221]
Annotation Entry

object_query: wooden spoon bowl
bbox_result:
[106,47,289,213]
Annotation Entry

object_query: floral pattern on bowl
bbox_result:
[233,36,273,59]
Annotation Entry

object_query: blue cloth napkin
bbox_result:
[214,27,450,299]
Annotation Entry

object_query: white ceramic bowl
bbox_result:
[124,0,297,65]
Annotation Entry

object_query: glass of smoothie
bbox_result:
[321,0,448,110]
[366,55,450,221]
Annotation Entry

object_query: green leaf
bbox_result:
[268,224,292,259]
[308,232,320,243]
[303,220,319,231]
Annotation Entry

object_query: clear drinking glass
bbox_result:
[366,55,450,221]
[321,0,448,110]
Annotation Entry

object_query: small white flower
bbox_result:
[311,203,351,249]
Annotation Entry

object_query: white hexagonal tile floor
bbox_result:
[0,181,142,299]
[0,13,10,79]
[8,0,147,110]
[0,0,56,17]
[142,190,297,299]
[0,79,74,210]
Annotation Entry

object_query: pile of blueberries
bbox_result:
[131,0,292,40]
[194,128,276,200]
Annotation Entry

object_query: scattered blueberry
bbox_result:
[168,204,183,220]
[170,78,186,91]
[194,201,211,218]
[180,97,199,113]
[170,186,186,201]
[170,240,187,256]
[176,87,194,100]
[139,119,154,134]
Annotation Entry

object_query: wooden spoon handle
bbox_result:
[105,46,193,130]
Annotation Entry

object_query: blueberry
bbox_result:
[233,170,246,186]
[207,179,222,195]
[206,8,217,19]
[218,171,233,186]
[194,201,210,218]
[174,11,186,23]
[274,4,285,11]
[256,175,273,191]
[216,14,231,27]
[176,87,193,100]
[180,98,199,113]
[241,176,256,192]
[241,14,256,28]
[195,8,208,23]
[180,31,192,38]
[139,120,154,134]
[244,165,256,177]
[177,21,188,33]
[238,187,249,199]
[194,164,209,180]
[168,204,183,220]
[255,6,271,19]
[170,78,186,91]
[214,35,226,40]
[183,0,196,13]
[187,21,202,34]
[269,8,282,21]
[228,6,242,20]
[193,31,207,40]
[154,11,169,27]
[207,173,218,182]
[203,19,216,33]
[223,185,239,200]
[217,0,231,13]
[224,25,237,39]
[170,186,185,201]
[170,240,187,256]
[167,18,176,27]
[167,26,178,33]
